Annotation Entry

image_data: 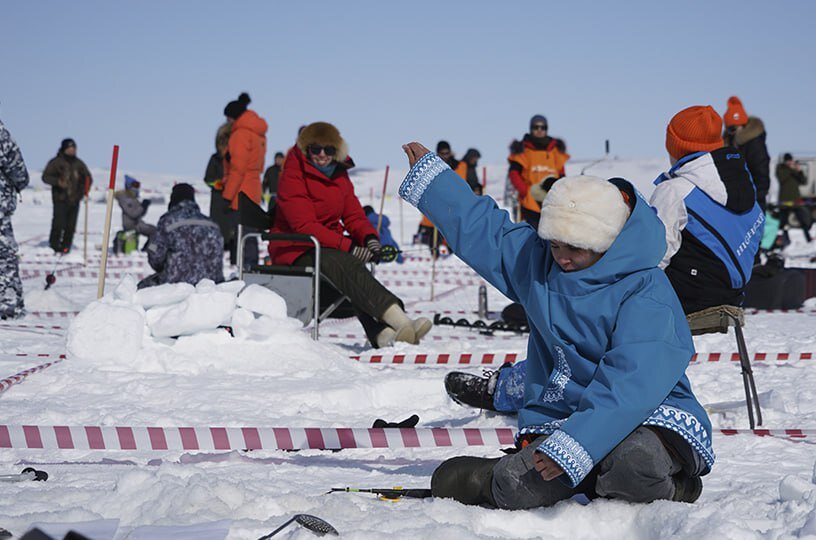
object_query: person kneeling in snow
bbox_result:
[138,184,224,289]
[399,143,712,508]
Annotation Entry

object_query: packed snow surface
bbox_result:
[1,159,815,539]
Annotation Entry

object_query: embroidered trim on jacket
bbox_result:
[643,404,715,468]
[398,152,449,207]
[542,345,570,402]
[537,429,594,487]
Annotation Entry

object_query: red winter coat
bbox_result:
[269,145,378,265]
[222,110,268,210]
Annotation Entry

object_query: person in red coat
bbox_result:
[222,92,268,266]
[270,122,432,347]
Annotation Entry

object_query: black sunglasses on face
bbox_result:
[307,144,337,156]
[531,124,547,131]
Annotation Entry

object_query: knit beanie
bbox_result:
[436,140,452,153]
[60,138,76,152]
[530,115,548,130]
[665,105,724,161]
[537,176,631,253]
[169,183,195,208]
[224,93,251,120]
[723,96,749,127]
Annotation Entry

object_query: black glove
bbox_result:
[350,245,374,263]
[141,199,151,210]
[372,414,420,429]
[365,235,382,262]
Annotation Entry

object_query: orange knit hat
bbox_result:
[723,96,749,127]
[665,105,724,161]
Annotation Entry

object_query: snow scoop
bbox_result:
[327,487,432,501]
[0,467,48,483]
[257,514,338,538]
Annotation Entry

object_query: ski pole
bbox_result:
[376,165,389,235]
[83,176,90,267]
[482,166,487,192]
[327,487,432,499]
[399,195,404,245]
[97,145,119,299]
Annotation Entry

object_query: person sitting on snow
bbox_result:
[399,142,712,508]
[447,105,763,419]
[138,183,224,289]
[114,176,157,241]
[363,206,404,264]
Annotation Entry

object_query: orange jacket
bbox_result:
[222,110,268,210]
[508,136,569,212]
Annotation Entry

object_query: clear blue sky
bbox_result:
[3,0,815,179]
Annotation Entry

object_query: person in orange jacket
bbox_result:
[221,92,268,266]
[455,148,483,195]
[508,115,569,228]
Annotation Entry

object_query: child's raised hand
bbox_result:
[402,142,431,168]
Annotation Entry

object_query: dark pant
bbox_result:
[491,427,684,510]
[294,248,402,345]
[49,201,80,252]
[520,207,540,229]
[222,207,259,268]
[780,206,813,242]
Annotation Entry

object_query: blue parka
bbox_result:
[400,153,714,487]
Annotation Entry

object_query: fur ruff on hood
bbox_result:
[732,116,765,146]
[297,122,349,163]
[215,122,231,156]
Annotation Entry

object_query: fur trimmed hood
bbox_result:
[215,122,231,156]
[297,122,349,163]
[731,116,765,146]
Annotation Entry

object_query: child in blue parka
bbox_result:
[399,142,713,509]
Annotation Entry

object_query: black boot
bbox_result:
[672,473,702,503]
[431,456,501,506]
[444,363,512,411]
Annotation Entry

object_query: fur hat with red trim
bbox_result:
[537,175,631,253]
[296,122,349,163]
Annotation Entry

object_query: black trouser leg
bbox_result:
[61,202,80,252]
[49,201,69,252]
[294,248,403,341]
[793,207,813,242]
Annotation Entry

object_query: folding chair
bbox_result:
[686,305,762,428]
[235,193,348,340]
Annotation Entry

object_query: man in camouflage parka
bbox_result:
[138,183,224,289]
[0,120,30,318]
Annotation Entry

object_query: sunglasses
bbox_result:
[307,144,337,156]
[531,124,548,131]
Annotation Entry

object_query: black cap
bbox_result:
[274,151,285,159]
[463,148,481,160]
[169,183,195,208]
[224,93,251,120]
[60,138,76,152]
[783,153,794,162]
[436,140,452,153]
[362,205,375,215]
[529,115,548,130]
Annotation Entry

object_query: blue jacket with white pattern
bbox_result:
[399,153,713,487]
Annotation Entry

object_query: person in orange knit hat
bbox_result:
[650,105,764,313]
[722,96,770,210]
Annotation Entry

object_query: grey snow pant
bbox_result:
[0,217,25,319]
[491,427,684,510]
[294,248,403,345]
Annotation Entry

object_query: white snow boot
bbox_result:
[381,304,417,344]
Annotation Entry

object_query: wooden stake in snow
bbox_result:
[430,227,439,301]
[482,166,487,191]
[97,145,119,299]
[376,165,390,235]
[83,176,90,267]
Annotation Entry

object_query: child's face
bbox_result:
[550,241,603,272]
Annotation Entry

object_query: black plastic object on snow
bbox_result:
[433,314,529,335]
[258,514,339,538]
[0,467,48,483]
[371,414,419,429]
[327,487,432,500]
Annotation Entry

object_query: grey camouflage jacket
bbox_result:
[0,121,30,218]
[146,199,224,285]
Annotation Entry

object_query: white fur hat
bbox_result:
[537,175,631,253]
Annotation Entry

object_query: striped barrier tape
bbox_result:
[0,356,66,394]
[0,425,811,451]
[21,271,147,280]
[0,324,65,331]
[324,333,525,342]
[690,352,814,363]
[351,352,519,365]
[25,311,80,319]
[379,279,481,288]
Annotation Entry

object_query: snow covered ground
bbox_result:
[2,159,816,539]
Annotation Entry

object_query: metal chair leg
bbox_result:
[730,314,762,428]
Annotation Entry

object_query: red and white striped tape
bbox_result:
[690,352,814,363]
[379,278,481,288]
[0,425,810,451]
[20,271,147,280]
[324,333,524,342]
[0,356,66,394]
[0,425,516,451]
[0,323,65,331]
[25,311,80,319]
[351,352,519,365]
